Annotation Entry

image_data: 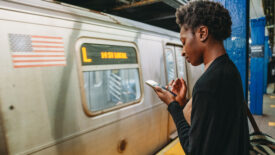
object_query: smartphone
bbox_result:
[145,80,162,88]
[145,80,176,96]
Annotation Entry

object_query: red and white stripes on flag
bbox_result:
[8,34,66,68]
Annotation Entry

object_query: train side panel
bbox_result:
[0,4,171,155]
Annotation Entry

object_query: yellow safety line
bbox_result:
[268,122,275,126]
[156,138,186,155]
[269,96,275,99]
[270,105,275,108]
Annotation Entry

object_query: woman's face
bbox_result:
[180,26,203,66]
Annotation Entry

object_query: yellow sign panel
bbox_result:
[80,43,136,65]
[269,122,275,126]
[82,47,92,62]
[101,52,128,59]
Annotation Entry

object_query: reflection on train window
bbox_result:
[165,48,176,83]
[93,71,103,87]
[175,47,186,79]
[79,42,142,115]
[84,69,141,112]
[164,45,187,86]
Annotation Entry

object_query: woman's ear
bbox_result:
[197,26,208,42]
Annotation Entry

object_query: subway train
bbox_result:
[0,0,204,154]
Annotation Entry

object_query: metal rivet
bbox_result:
[117,139,127,153]
[9,105,14,110]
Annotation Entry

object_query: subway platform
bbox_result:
[250,84,275,138]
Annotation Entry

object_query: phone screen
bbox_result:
[145,80,176,96]
[145,80,160,88]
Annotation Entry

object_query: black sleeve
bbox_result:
[168,91,212,155]
[168,101,190,153]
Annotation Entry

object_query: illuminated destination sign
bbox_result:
[80,43,137,65]
[101,52,128,59]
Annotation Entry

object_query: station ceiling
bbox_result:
[251,0,274,50]
[56,0,189,32]
[56,0,274,49]
[262,0,274,49]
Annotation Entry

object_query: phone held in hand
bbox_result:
[145,80,176,96]
[145,80,162,88]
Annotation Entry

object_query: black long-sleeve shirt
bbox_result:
[168,54,249,155]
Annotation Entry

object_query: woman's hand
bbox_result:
[153,78,188,107]
[168,78,188,107]
[153,87,176,105]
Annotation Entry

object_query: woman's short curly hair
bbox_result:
[176,1,232,41]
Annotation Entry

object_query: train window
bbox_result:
[164,45,188,86]
[83,69,140,112]
[77,39,142,116]
[92,71,102,87]
[175,47,186,79]
[165,48,176,83]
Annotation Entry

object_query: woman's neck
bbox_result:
[203,40,226,71]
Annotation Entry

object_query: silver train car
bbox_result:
[0,0,204,154]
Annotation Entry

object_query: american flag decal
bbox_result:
[9,34,66,68]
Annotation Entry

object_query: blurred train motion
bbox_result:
[0,0,204,154]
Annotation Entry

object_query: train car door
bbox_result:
[164,44,188,137]
[164,43,204,137]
